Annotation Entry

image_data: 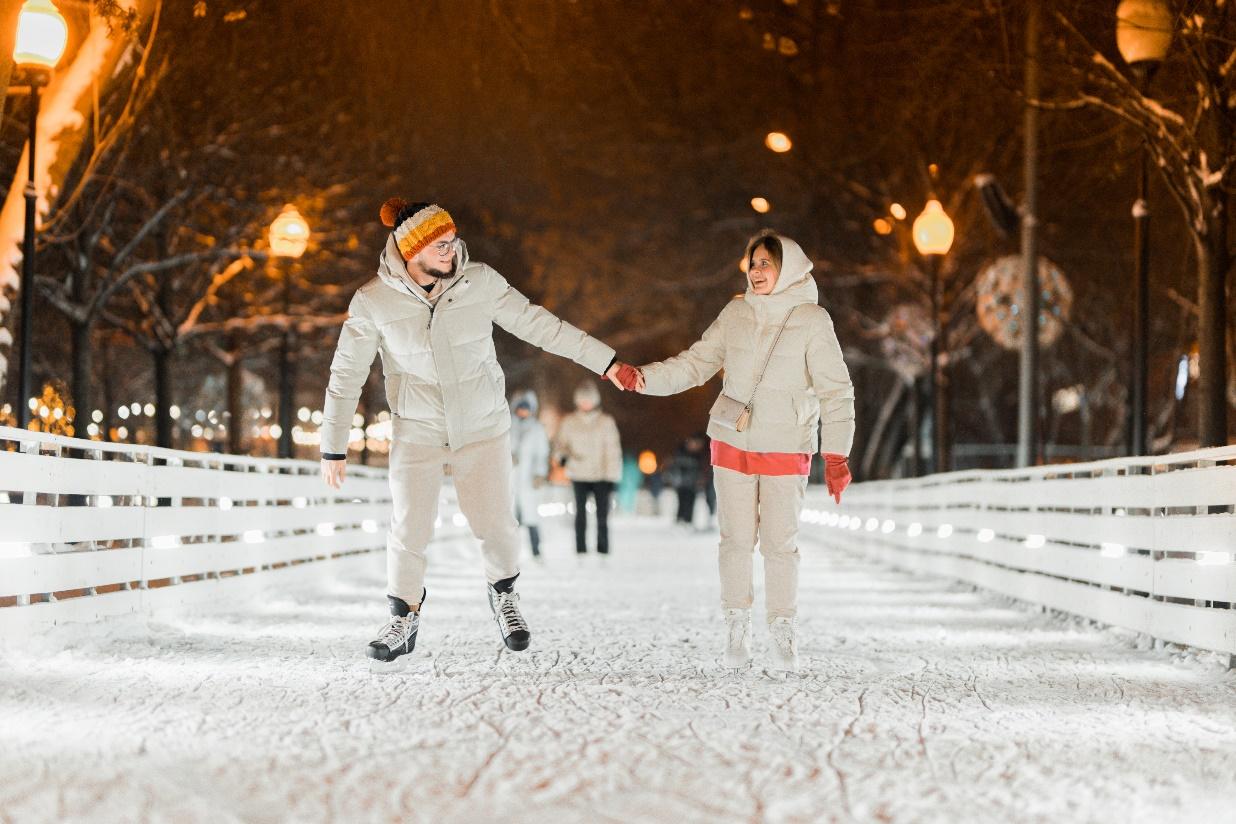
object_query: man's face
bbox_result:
[406,232,457,280]
[516,407,530,418]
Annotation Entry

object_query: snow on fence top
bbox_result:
[802,445,1236,656]
[0,425,405,633]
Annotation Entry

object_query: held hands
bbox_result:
[604,361,645,392]
[823,453,851,504]
[321,458,347,490]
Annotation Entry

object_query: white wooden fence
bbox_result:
[802,445,1236,658]
[0,426,436,634]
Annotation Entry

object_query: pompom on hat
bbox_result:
[380,197,457,261]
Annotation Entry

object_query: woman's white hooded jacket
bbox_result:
[320,236,615,455]
[640,237,855,456]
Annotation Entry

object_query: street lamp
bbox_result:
[1116,0,1171,456]
[913,199,955,474]
[268,204,309,459]
[12,0,68,429]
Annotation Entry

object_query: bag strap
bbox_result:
[745,305,801,405]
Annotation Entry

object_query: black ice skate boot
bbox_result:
[366,589,426,662]
[488,575,531,652]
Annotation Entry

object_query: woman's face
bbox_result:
[748,244,779,295]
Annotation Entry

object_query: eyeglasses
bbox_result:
[428,237,457,256]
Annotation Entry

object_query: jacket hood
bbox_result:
[510,389,540,415]
[377,234,470,300]
[744,234,818,312]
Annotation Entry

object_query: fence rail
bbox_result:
[803,445,1236,657]
[0,426,416,633]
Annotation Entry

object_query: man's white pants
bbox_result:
[386,433,521,605]
[713,466,807,621]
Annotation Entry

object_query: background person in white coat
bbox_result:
[630,230,855,673]
[553,381,623,560]
[509,389,550,561]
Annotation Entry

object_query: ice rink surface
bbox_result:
[3,514,1235,823]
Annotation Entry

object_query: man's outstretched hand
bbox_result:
[605,361,645,392]
[321,458,347,490]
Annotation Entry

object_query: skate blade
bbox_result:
[368,656,414,675]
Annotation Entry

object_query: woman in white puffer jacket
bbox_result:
[634,230,855,673]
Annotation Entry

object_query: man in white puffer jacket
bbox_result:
[319,199,633,662]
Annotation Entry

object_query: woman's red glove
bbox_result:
[823,453,851,504]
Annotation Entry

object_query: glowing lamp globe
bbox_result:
[912,199,954,256]
[750,197,771,214]
[764,131,793,153]
[13,0,68,70]
[268,205,310,259]
[1116,0,1172,67]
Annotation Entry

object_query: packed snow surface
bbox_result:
[2,515,1234,823]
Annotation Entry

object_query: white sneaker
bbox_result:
[723,608,752,668]
[768,617,799,673]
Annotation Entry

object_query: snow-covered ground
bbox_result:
[2,514,1234,824]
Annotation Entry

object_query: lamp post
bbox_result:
[913,199,955,474]
[12,0,68,429]
[268,204,309,459]
[1116,0,1171,456]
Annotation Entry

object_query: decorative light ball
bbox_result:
[975,255,1074,349]
[881,303,933,379]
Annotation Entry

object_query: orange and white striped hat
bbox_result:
[380,198,457,261]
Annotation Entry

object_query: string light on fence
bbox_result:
[243,529,265,544]
[908,522,923,537]
[315,522,336,536]
[151,535,181,549]
[362,520,379,533]
[170,405,180,420]
[218,496,234,511]
[293,496,308,509]
[865,517,879,532]
[1024,534,1046,549]
[1100,542,1127,558]
[143,403,155,417]
[0,541,32,559]
[937,524,953,539]
[849,518,862,531]
[977,528,995,543]
[881,520,896,534]
[1197,551,1232,566]
[91,409,102,423]
[129,402,141,416]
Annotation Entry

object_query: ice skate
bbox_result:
[488,578,531,652]
[366,591,424,663]
[767,616,799,674]
[723,608,752,669]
